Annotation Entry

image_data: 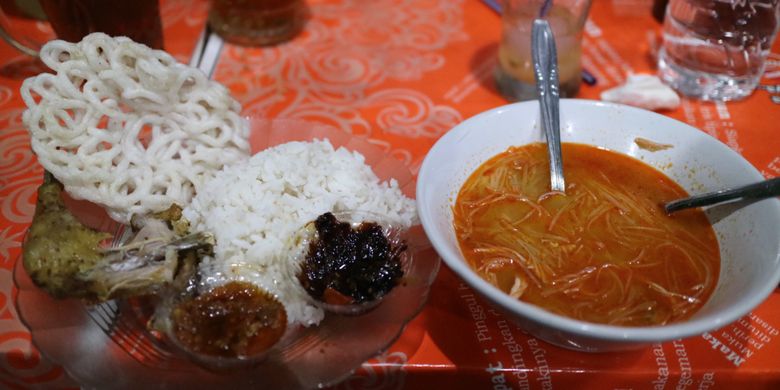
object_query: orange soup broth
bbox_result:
[453,143,720,326]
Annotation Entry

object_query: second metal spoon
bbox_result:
[664,177,780,214]
[532,19,565,192]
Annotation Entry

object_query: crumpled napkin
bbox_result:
[600,74,681,111]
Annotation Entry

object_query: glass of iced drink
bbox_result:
[495,0,592,101]
[658,0,780,101]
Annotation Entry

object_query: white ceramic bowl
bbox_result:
[417,99,780,352]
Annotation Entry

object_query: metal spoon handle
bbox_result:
[532,19,565,192]
[664,177,780,214]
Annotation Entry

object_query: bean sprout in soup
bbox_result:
[453,143,720,326]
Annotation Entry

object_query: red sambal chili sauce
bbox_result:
[170,281,287,358]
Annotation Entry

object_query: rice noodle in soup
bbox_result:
[453,143,720,326]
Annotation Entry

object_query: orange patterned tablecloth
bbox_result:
[1,0,779,389]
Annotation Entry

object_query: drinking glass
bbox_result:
[208,0,307,46]
[495,0,592,101]
[658,0,780,101]
[0,0,163,56]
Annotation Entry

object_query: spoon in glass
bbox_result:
[532,19,565,192]
[664,177,780,214]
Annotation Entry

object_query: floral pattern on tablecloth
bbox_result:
[1,0,780,388]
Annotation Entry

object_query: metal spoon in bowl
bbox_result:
[532,19,565,193]
[664,177,780,214]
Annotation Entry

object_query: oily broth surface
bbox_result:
[453,143,720,326]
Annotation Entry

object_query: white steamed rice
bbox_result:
[182,139,417,327]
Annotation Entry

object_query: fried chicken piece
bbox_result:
[22,174,213,302]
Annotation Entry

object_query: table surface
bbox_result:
[1,0,779,389]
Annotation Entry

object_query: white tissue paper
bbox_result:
[600,74,681,111]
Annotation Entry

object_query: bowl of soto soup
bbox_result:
[416,99,780,352]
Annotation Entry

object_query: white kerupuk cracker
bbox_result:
[21,32,249,224]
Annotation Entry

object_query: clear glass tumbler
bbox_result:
[0,0,163,56]
[658,0,780,101]
[208,0,307,47]
[495,0,592,101]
